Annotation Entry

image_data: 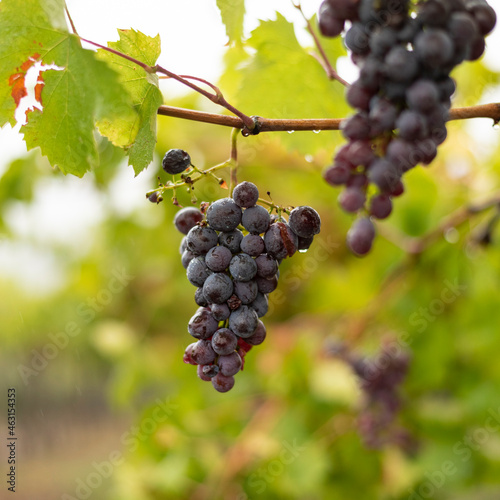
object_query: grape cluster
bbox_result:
[175,182,321,392]
[332,341,414,450]
[319,0,496,255]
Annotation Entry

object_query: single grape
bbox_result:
[206,198,242,232]
[191,339,216,365]
[205,245,232,272]
[218,352,243,376]
[246,320,266,346]
[148,192,162,204]
[384,46,419,83]
[240,234,265,257]
[349,140,376,167]
[288,206,321,238]
[256,275,278,294]
[202,364,219,378]
[181,250,195,269]
[414,29,454,68]
[369,194,393,219]
[250,293,269,318]
[346,81,373,111]
[186,256,212,287]
[162,149,191,174]
[323,163,352,186]
[212,328,238,356]
[218,229,244,254]
[339,187,366,213]
[347,218,376,256]
[203,273,234,304]
[186,225,218,255]
[183,343,197,365]
[174,207,203,235]
[396,111,428,142]
[367,158,401,193]
[211,373,235,392]
[210,302,231,321]
[195,287,209,307]
[197,364,213,381]
[232,181,259,208]
[341,113,371,141]
[188,307,219,340]
[297,235,315,251]
[264,222,298,260]
[318,1,345,37]
[255,254,278,279]
[234,280,259,305]
[242,205,271,234]
[229,253,258,282]
[229,305,259,338]
[406,80,440,113]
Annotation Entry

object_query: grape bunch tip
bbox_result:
[174,178,321,392]
[319,0,496,256]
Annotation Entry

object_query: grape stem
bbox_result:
[292,1,350,87]
[158,103,500,132]
[64,2,79,35]
[229,128,239,197]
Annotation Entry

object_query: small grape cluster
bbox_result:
[174,182,321,392]
[333,342,414,450]
[319,0,497,255]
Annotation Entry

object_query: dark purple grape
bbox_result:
[205,245,232,272]
[203,273,234,304]
[250,293,269,318]
[417,0,450,27]
[323,163,352,185]
[148,192,162,204]
[218,352,242,376]
[297,235,314,251]
[183,343,197,365]
[240,234,265,257]
[186,256,212,287]
[212,328,238,355]
[210,303,230,321]
[468,2,497,36]
[288,206,321,239]
[181,250,195,269]
[414,29,454,68]
[188,307,219,340]
[369,194,393,219]
[206,198,242,232]
[384,46,419,83]
[229,305,259,338]
[174,207,203,235]
[256,275,278,294]
[191,339,216,365]
[367,158,401,193]
[345,23,370,55]
[341,113,371,141]
[448,11,479,48]
[369,98,398,136]
[406,80,440,113]
[242,205,271,234]
[234,280,259,305]
[349,140,375,167]
[346,81,373,111]
[197,364,213,381]
[211,373,235,392]
[339,187,366,213]
[246,320,266,346]
[195,287,209,307]
[347,218,376,256]
[255,254,279,279]
[359,57,382,92]
[229,253,257,282]
[162,149,191,174]
[396,111,428,141]
[186,225,218,255]
[218,229,243,254]
[369,27,398,57]
[416,139,438,165]
[264,222,298,260]
[232,181,259,208]
[327,0,360,20]
[318,1,345,37]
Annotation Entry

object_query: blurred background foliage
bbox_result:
[1,4,500,500]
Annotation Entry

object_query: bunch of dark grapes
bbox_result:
[333,341,414,450]
[174,181,321,392]
[319,0,497,255]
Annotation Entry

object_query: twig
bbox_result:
[64,2,79,35]
[157,103,500,132]
[292,1,350,86]
[229,128,239,196]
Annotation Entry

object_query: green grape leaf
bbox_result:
[216,0,246,44]
[231,13,350,154]
[96,29,163,175]
[0,0,138,177]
